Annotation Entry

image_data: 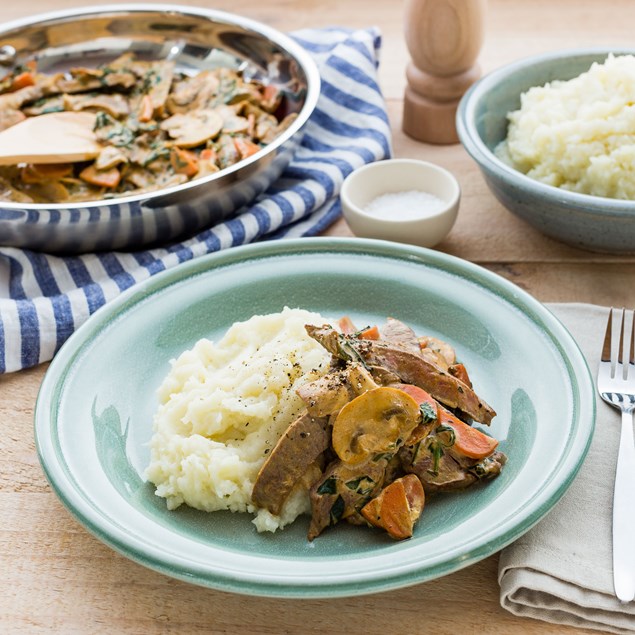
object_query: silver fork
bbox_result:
[597,308,635,602]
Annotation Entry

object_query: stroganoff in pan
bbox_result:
[0,53,297,204]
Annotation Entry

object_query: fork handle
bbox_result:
[613,409,635,602]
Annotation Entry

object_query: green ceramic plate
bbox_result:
[35,238,595,598]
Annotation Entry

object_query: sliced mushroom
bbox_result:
[94,146,128,171]
[0,84,47,111]
[215,133,239,168]
[105,52,135,70]
[250,108,278,142]
[22,180,70,203]
[214,67,261,105]
[331,386,421,465]
[222,115,250,134]
[22,96,64,116]
[125,166,155,189]
[0,176,34,202]
[166,71,220,114]
[260,112,297,144]
[64,93,130,118]
[124,168,187,192]
[418,336,456,367]
[160,109,223,148]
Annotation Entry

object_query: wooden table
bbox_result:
[2,1,634,633]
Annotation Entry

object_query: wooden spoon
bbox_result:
[0,111,102,165]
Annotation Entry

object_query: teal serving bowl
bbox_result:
[457,49,635,254]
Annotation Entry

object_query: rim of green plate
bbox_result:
[34,237,596,598]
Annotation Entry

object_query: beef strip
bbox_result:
[399,424,506,493]
[448,363,472,387]
[369,365,402,385]
[380,317,421,355]
[306,325,496,424]
[252,411,330,516]
[308,458,389,540]
[296,363,377,417]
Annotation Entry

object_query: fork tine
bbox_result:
[630,310,635,366]
[602,308,613,363]
[618,308,626,366]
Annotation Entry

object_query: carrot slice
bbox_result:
[233,137,260,159]
[262,83,279,103]
[21,163,73,183]
[358,325,380,340]
[392,384,497,459]
[437,407,498,459]
[170,148,199,177]
[338,316,357,335]
[361,474,424,540]
[200,148,215,160]
[138,94,154,123]
[261,83,282,111]
[391,384,438,417]
[79,165,121,188]
[10,71,35,91]
[199,148,218,165]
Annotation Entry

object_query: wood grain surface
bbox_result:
[3,1,634,633]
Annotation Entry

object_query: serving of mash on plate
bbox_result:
[145,307,333,532]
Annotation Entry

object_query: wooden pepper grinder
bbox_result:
[403,0,486,144]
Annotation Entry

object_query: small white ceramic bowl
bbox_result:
[340,158,460,248]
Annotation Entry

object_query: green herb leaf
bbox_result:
[352,326,371,338]
[317,476,337,496]
[335,334,370,370]
[420,402,437,423]
[434,424,456,448]
[329,496,345,524]
[411,440,422,464]
[427,441,444,476]
[93,111,112,130]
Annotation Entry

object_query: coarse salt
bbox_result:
[363,190,445,221]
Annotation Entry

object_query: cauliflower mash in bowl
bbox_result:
[496,54,635,199]
[457,48,635,252]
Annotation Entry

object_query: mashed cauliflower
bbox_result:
[496,54,635,199]
[145,307,332,532]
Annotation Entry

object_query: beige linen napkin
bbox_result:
[499,303,635,633]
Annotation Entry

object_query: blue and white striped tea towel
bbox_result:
[0,27,391,373]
